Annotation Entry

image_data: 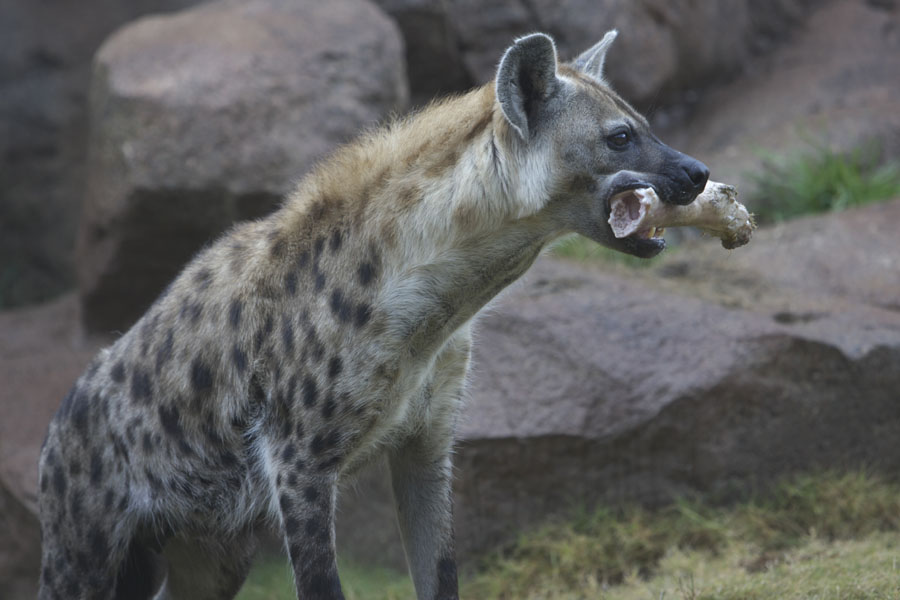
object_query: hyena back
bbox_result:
[38,31,708,600]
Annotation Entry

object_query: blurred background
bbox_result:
[2,0,899,598]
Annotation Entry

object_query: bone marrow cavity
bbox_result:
[608,181,755,249]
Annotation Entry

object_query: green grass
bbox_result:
[238,556,415,600]
[749,144,900,223]
[237,471,900,599]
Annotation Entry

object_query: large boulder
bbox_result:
[78,0,408,333]
[337,198,900,566]
[0,0,201,308]
[376,0,819,109]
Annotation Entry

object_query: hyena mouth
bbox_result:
[608,188,667,242]
[608,182,756,250]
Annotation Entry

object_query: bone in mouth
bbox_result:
[608,180,756,249]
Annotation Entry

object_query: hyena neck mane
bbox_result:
[272,83,562,356]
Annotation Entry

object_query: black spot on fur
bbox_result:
[282,443,296,462]
[329,228,343,252]
[284,516,301,538]
[190,358,214,399]
[52,466,66,497]
[104,488,115,509]
[194,268,213,290]
[158,404,183,440]
[327,356,342,379]
[294,458,306,473]
[130,367,153,404]
[142,431,154,453]
[285,272,298,296]
[69,488,83,519]
[189,301,203,325]
[229,298,243,329]
[232,344,247,375]
[90,450,104,485]
[303,486,319,503]
[313,236,325,261]
[250,373,266,404]
[436,556,458,599]
[358,261,376,286]
[304,516,323,537]
[270,236,286,259]
[302,376,318,408]
[310,430,339,455]
[280,494,294,513]
[155,328,175,374]
[322,396,336,420]
[314,270,326,292]
[355,303,372,328]
[145,469,163,496]
[281,314,295,355]
[303,572,343,598]
[330,289,352,323]
[317,456,342,472]
[88,530,109,562]
[70,389,90,438]
[287,472,298,487]
[111,361,126,384]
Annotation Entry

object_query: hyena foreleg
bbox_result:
[389,435,458,600]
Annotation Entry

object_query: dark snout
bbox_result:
[670,154,710,205]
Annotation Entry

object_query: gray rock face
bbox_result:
[661,0,900,194]
[337,198,900,566]
[376,0,817,108]
[78,0,408,333]
[0,0,201,308]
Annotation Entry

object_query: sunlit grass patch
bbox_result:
[237,472,900,599]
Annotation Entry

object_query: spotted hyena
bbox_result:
[38,31,709,600]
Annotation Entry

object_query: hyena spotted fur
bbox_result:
[38,31,709,600]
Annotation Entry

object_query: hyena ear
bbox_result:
[572,29,618,83]
[495,33,560,140]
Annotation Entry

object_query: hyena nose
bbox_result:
[682,158,710,194]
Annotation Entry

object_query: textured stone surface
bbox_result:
[78,0,408,333]
[662,0,900,195]
[0,0,201,308]
[375,0,817,109]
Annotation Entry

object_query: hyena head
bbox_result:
[496,31,709,258]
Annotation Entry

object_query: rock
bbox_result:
[337,199,900,565]
[440,0,817,107]
[0,0,202,308]
[78,0,408,333]
[374,0,473,104]
[661,0,900,196]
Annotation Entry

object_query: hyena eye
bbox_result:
[607,129,631,150]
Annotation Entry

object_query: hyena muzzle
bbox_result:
[38,30,708,600]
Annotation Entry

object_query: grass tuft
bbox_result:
[749,144,900,222]
[237,471,900,600]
